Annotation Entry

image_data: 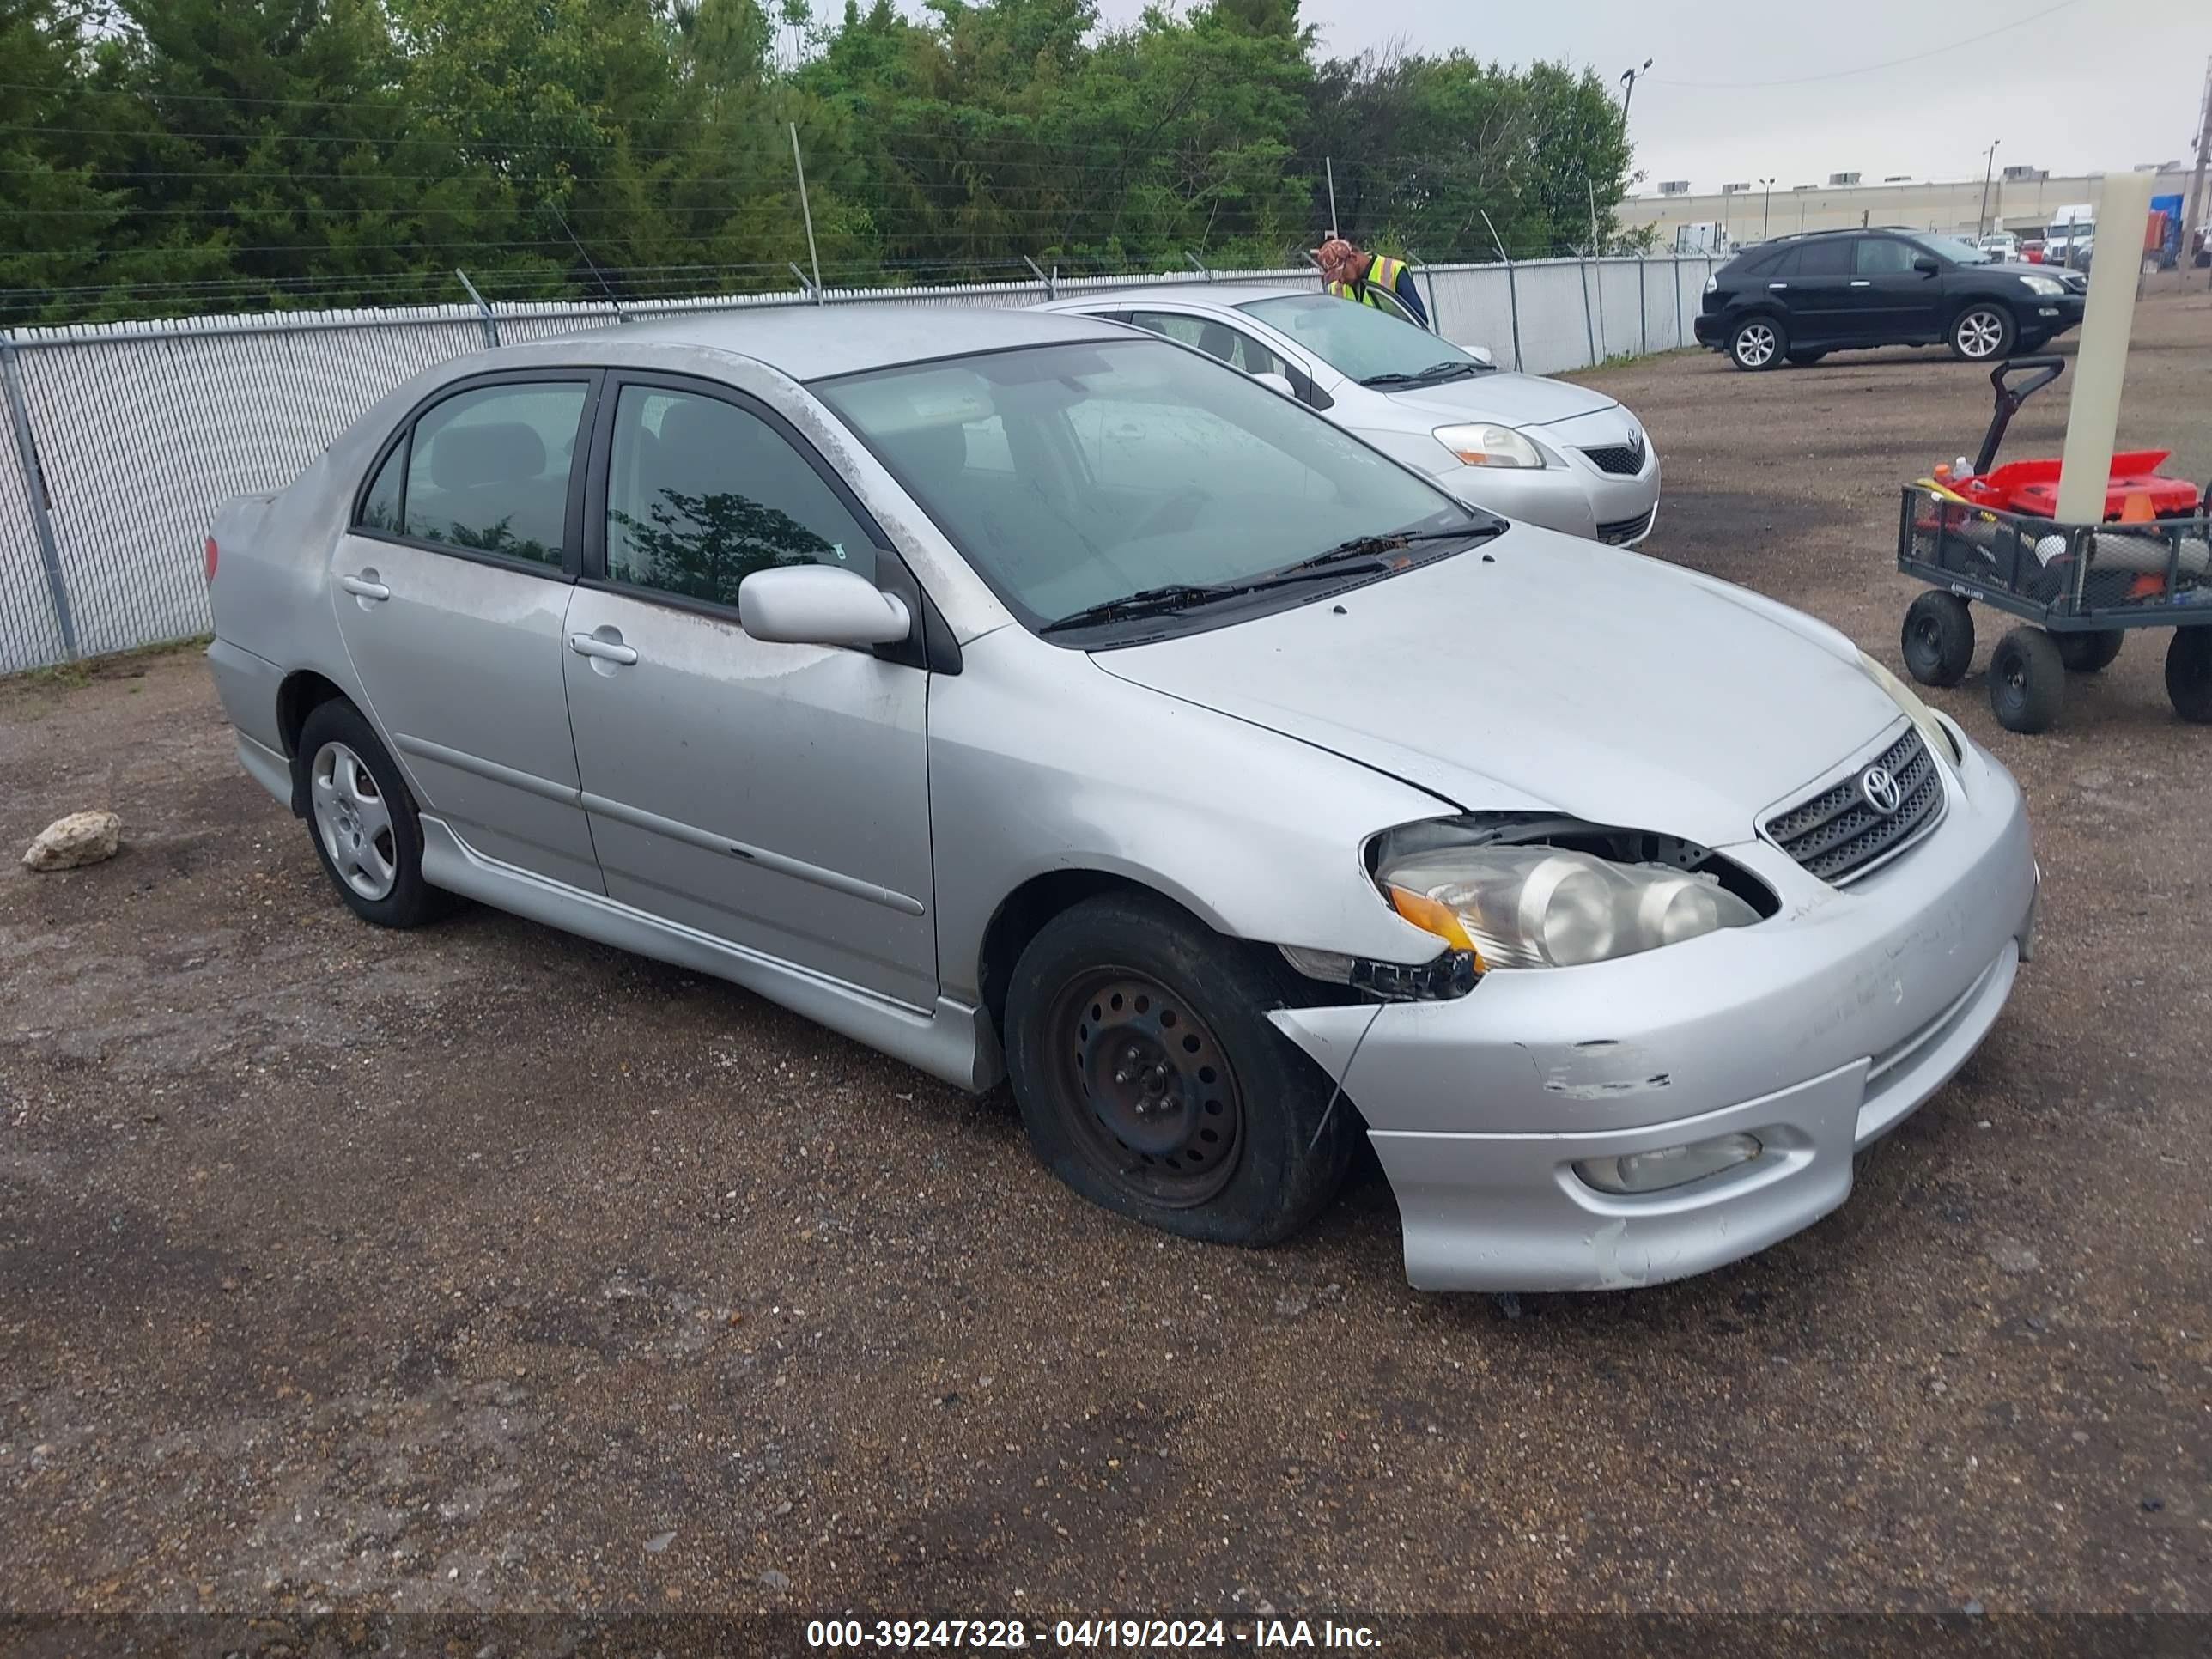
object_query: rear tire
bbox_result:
[2166,629,2212,723]
[295,699,453,928]
[1729,315,1787,371]
[1949,304,2016,362]
[2056,630,2124,673]
[1901,592,1975,687]
[1989,627,2065,733]
[1003,892,1357,1247]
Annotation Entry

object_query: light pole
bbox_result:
[1619,58,1652,132]
[1978,139,2001,236]
[1760,176,1775,239]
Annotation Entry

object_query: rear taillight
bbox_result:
[204,535,218,583]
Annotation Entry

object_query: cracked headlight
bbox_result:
[1859,649,1962,764]
[1434,422,1544,469]
[1377,836,1760,970]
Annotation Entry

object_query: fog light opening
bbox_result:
[1574,1132,1763,1195]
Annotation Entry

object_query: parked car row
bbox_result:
[203,287,2037,1293]
[1695,226,2087,369]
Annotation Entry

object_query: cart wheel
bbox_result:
[1989,627,2064,733]
[1902,592,1975,687]
[2166,629,2212,723]
[2056,630,2124,673]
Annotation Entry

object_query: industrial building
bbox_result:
[1619,165,2195,249]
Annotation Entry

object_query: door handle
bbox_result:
[340,574,390,601]
[1768,282,1788,289]
[1850,279,1872,287]
[569,631,639,666]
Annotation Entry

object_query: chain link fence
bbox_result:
[0,254,1720,675]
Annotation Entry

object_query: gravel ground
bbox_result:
[3,291,2209,1632]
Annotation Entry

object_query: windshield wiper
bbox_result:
[1039,582,1242,633]
[1270,522,1499,576]
[1041,524,1496,635]
[1360,361,1484,388]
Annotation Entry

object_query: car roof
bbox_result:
[592,303,1133,380]
[1040,283,1316,313]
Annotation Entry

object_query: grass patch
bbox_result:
[4,633,211,693]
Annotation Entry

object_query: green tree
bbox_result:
[0,1,128,315]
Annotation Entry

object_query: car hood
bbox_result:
[1091,528,1900,848]
[1380,370,1620,430]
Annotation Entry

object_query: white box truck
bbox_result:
[2044,204,2094,270]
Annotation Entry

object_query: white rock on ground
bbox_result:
[20,810,123,872]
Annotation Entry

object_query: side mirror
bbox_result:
[1913,255,1942,274]
[1252,371,1298,398]
[738,564,912,647]
[1468,345,1497,367]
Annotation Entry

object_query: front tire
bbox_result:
[1003,893,1357,1247]
[1950,304,2016,362]
[1729,315,1787,371]
[295,699,451,928]
[1989,627,2065,732]
[1902,592,1975,687]
[2056,630,2124,673]
[2166,629,2212,723]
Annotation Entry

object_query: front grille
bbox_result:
[1580,442,1647,476]
[1596,508,1654,544]
[1764,728,1945,884]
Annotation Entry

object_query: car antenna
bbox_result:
[552,204,627,323]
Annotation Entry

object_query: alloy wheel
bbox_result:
[310,740,398,901]
[1957,309,2005,359]
[1734,322,1777,368]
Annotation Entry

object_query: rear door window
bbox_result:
[400,382,590,568]
[1855,238,1918,275]
[1795,240,1852,276]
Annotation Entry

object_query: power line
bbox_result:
[1650,0,2085,88]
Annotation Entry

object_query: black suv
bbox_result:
[1693,229,2087,370]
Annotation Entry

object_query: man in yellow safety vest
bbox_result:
[1316,237,1430,328]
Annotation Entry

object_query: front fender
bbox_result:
[927,629,1460,1003]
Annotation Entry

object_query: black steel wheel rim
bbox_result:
[1996,645,2027,707]
[1047,969,1244,1208]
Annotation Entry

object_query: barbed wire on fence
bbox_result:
[0,251,1722,676]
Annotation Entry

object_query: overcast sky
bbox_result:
[1091,0,2211,193]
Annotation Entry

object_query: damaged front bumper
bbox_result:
[1270,738,2038,1292]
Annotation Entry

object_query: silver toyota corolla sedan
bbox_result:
[1037,284,1662,544]
[204,307,2037,1291]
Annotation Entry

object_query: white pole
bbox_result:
[2055,170,2154,524]
[790,121,824,305]
[1325,158,1338,240]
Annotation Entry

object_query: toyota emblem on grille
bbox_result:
[1859,764,1903,815]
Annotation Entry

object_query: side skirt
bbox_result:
[418,817,1003,1093]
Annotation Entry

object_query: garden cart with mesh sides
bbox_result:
[1896,356,2212,734]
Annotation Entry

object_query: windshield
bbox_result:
[1920,234,1994,264]
[815,338,1480,639]
[2046,220,2093,241]
[1237,293,1489,386]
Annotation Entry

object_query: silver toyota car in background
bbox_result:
[204,307,2035,1291]
[1038,284,1662,545]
